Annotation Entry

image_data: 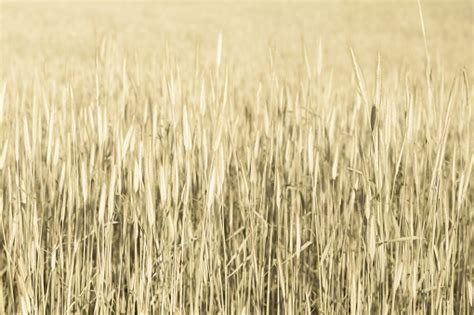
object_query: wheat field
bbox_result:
[0,1,472,314]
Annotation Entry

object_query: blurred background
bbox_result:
[1,1,472,83]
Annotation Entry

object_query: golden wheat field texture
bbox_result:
[0,0,473,314]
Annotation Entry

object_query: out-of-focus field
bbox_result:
[1,2,472,78]
[0,1,473,314]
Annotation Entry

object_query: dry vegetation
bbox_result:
[0,1,472,314]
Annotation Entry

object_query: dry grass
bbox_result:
[0,1,472,314]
